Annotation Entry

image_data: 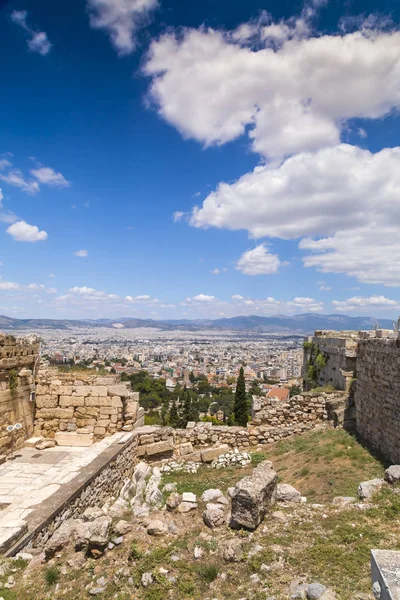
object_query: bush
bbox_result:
[45,566,60,585]
[129,541,142,560]
[197,563,218,583]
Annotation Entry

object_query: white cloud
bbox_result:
[74,249,88,257]
[47,287,57,294]
[190,145,400,239]
[236,244,282,275]
[186,294,216,303]
[7,221,48,242]
[28,31,52,55]
[320,285,332,291]
[211,268,220,275]
[358,127,367,139]
[145,25,400,160]
[30,167,70,187]
[0,169,39,194]
[27,283,45,290]
[87,0,158,56]
[182,293,324,316]
[332,295,400,312]
[173,211,184,222]
[0,280,19,290]
[300,223,400,287]
[49,273,56,278]
[11,10,52,56]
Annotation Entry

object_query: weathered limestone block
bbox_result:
[55,431,94,447]
[230,461,277,530]
[74,385,107,397]
[201,445,229,463]
[36,407,74,419]
[111,396,123,408]
[145,440,174,457]
[85,397,114,408]
[107,384,130,397]
[59,396,85,407]
[35,395,59,409]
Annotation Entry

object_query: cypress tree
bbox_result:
[169,398,178,427]
[234,367,248,426]
[180,390,192,428]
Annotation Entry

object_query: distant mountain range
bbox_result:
[0,313,394,335]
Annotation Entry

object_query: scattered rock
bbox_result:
[202,489,223,502]
[113,520,132,536]
[203,507,226,529]
[35,439,56,450]
[75,515,112,556]
[82,507,104,522]
[141,572,154,587]
[194,546,204,559]
[182,492,197,503]
[277,483,302,503]
[308,582,327,599]
[177,501,197,513]
[272,510,287,523]
[166,493,181,510]
[230,460,277,530]
[108,497,129,518]
[222,538,243,562]
[384,465,400,484]
[89,587,105,596]
[132,506,150,518]
[111,536,123,546]
[145,467,163,507]
[147,520,168,536]
[44,519,82,560]
[358,479,385,500]
[162,483,177,494]
[332,497,356,506]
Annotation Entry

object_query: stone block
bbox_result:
[55,431,94,447]
[100,406,118,415]
[111,396,123,408]
[85,397,113,408]
[145,440,174,457]
[107,384,129,397]
[35,394,59,409]
[59,396,85,407]
[230,461,277,530]
[94,426,106,436]
[201,445,229,463]
[36,407,74,420]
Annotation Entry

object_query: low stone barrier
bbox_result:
[10,431,139,555]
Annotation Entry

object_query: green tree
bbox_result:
[234,367,248,426]
[169,399,179,427]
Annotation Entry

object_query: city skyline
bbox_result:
[2,0,400,320]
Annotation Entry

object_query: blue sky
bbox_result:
[1,0,400,320]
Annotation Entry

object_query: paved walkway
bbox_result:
[0,432,130,553]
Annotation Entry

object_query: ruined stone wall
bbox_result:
[354,336,400,464]
[134,394,346,461]
[0,334,40,455]
[25,432,139,551]
[34,368,143,443]
[303,331,358,391]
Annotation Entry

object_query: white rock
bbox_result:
[182,492,197,503]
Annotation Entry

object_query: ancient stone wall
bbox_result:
[25,432,139,551]
[303,331,358,390]
[134,393,346,461]
[0,334,40,455]
[34,368,144,443]
[354,336,400,464]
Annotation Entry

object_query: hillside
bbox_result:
[0,313,393,334]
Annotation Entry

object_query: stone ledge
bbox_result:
[4,431,138,557]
